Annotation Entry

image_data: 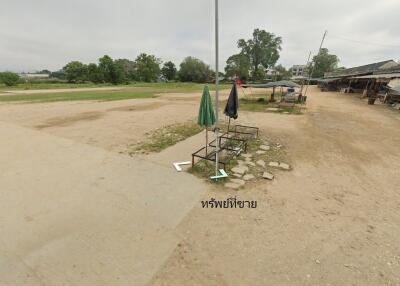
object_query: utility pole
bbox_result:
[318,30,327,54]
[300,51,312,95]
[304,30,327,97]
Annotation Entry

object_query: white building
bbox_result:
[291,65,307,79]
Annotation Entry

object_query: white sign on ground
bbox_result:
[210,169,228,180]
[173,161,191,172]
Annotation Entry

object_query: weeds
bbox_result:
[129,121,203,154]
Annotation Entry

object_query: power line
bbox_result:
[328,34,400,48]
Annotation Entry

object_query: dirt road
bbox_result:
[0,121,206,286]
[0,87,399,285]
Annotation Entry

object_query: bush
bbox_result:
[0,72,20,86]
[257,97,268,103]
[178,57,212,83]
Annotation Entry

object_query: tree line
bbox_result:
[60,54,215,84]
[1,28,340,86]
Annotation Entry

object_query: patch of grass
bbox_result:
[0,82,231,93]
[0,82,232,103]
[188,136,262,184]
[0,91,156,103]
[239,97,304,115]
[189,134,290,184]
[130,82,231,92]
[189,160,230,185]
[129,121,203,154]
[240,97,269,112]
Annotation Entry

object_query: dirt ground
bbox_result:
[1,87,400,285]
[0,90,230,152]
[150,89,400,286]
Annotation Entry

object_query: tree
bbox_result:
[114,59,136,81]
[178,57,212,83]
[87,63,104,83]
[310,48,339,78]
[134,53,161,82]
[225,53,251,81]
[274,64,292,80]
[50,70,66,79]
[251,69,266,82]
[113,61,127,84]
[98,55,125,85]
[237,28,282,80]
[63,61,88,83]
[37,69,51,75]
[0,72,20,86]
[161,61,177,81]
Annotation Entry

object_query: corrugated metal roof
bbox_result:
[374,64,400,75]
[325,60,397,78]
[352,73,400,79]
[242,80,300,88]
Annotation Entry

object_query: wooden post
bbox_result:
[271,86,276,102]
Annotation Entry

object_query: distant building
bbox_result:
[291,65,307,78]
[18,73,50,80]
[265,68,279,76]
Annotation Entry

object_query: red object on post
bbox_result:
[236,79,242,86]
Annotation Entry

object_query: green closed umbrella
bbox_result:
[198,85,216,155]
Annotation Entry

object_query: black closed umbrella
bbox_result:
[224,83,239,132]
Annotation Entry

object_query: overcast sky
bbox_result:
[1,0,399,72]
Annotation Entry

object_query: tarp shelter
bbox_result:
[242,80,300,101]
[242,80,300,89]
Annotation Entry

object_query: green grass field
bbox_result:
[0,82,230,92]
[0,91,156,103]
[0,82,231,103]
[0,82,110,91]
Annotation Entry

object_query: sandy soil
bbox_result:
[1,87,399,285]
[0,121,206,286]
[0,90,230,152]
[150,89,400,286]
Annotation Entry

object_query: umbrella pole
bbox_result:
[206,129,208,156]
[214,0,220,176]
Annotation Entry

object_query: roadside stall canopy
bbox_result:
[318,78,341,83]
[352,73,400,80]
[242,80,300,89]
